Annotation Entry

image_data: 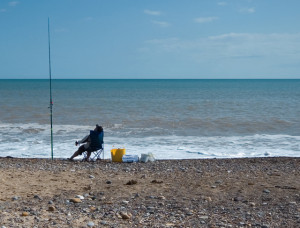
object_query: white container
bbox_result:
[148,153,155,162]
[140,153,155,163]
[140,154,149,163]
[122,155,139,163]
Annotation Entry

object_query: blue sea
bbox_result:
[0,79,299,159]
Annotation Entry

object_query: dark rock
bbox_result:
[126,180,137,185]
[151,179,163,184]
[33,195,42,200]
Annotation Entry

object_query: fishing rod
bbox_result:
[48,18,54,160]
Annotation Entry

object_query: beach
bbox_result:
[0,157,299,227]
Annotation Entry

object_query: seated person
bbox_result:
[68,124,103,161]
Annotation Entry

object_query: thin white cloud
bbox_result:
[0,9,7,12]
[145,38,179,45]
[139,33,300,78]
[142,33,300,59]
[194,17,218,24]
[143,37,184,52]
[9,1,19,7]
[209,33,250,40]
[152,20,170,28]
[144,9,162,16]
[239,7,255,14]
[218,2,227,6]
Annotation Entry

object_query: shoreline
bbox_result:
[1,157,299,227]
[1,155,300,160]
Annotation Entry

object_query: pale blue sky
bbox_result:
[1,0,300,79]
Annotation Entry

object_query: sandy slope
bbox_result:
[0,157,299,227]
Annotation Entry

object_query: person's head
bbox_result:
[95,124,103,132]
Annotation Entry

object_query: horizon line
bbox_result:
[0,78,300,80]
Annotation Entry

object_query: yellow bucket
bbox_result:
[111,148,126,162]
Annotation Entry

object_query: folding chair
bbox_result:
[82,130,104,161]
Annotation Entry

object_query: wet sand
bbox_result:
[0,157,299,227]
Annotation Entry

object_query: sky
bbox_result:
[0,0,300,79]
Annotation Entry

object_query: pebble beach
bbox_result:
[0,157,299,227]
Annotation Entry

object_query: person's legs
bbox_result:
[69,145,86,160]
[83,151,92,162]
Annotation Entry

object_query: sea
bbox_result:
[0,79,299,159]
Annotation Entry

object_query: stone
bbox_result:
[48,200,54,204]
[120,211,131,219]
[126,180,137,185]
[70,198,82,203]
[249,202,256,207]
[158,202,165,206]
[90,206,97,212]
[106,180,112,184]
[100,221,108,225]
[186,211,193,216]
[89,175,95,179]
[22,212,30,216]
[83,208,89,213]
[33,195,42,200]
[83,185,92,191]
[263,189,270,194]
[122,200,129,205]
[12,196,19,201]
[234,197,243,202]
[48,206,55,212]
[75,195,84,200]
[87,221,95,227]
[158,195,166,200]
[147,206,155,211]
[151,179,163,184]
